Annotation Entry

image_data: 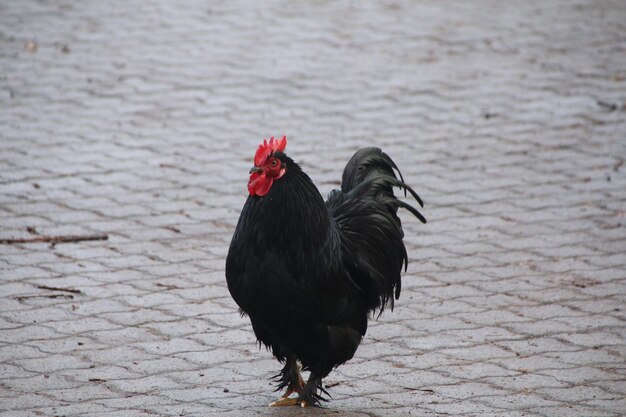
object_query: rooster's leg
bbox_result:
[295,373,329,408]
[269,357,305,407]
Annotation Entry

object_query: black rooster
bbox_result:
[225,136,425,407]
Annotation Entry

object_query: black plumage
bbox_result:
[225,145,425,406]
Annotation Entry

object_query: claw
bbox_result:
[268,397,309,407]
[269,397,301,407]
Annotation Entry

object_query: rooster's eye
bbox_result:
[271,159,279,167]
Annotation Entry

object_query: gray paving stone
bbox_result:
[1,0,625,415]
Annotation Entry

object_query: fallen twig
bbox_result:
[14,294,74,302]
[155,283,183,290]
[35,285,82,294]
[0,234,108,244]
[597,99,623,112]
[403,387,434,393]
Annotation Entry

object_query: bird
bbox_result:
[225,136,426,407]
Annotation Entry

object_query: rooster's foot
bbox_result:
[269,374,306,407]
[268,397,308,407]
[270,357,305,405]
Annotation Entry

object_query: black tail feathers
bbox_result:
[340,147,426,224]
[327,147,425,313]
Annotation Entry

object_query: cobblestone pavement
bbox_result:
[1,0,625,416]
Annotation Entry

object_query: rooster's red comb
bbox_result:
[254,136,287,166]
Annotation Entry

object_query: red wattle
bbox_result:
[248,171,274,197]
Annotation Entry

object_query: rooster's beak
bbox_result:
[249,166,263,174]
